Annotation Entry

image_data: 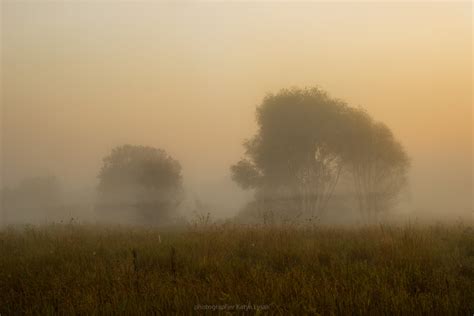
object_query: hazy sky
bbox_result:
[1,1,472,215]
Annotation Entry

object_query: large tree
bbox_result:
[231,88,349,218]
[97,145,184,224]
[232,87,410,222]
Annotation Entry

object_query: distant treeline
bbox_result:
[1,87,409,225]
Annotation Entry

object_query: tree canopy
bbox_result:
[344,108,410,220]
[231,87,409,221]
[97,145,184,224]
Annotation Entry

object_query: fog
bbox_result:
[1,2,472,225]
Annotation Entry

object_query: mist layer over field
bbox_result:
[1,2,472,224]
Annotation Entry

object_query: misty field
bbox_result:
[1,223,473,315]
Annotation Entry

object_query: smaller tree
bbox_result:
[230,159,262,190]
[97,145,184,224]
[345,108,409,221]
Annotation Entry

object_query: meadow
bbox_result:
[0,222,473,315]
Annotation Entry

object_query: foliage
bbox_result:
[232,88,349,217]
[232,87,409,221]
[344,108,410,220]
[97,145,184,224]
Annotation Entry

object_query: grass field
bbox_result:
[0,222,473,314]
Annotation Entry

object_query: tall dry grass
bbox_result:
[0,222,472,314]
